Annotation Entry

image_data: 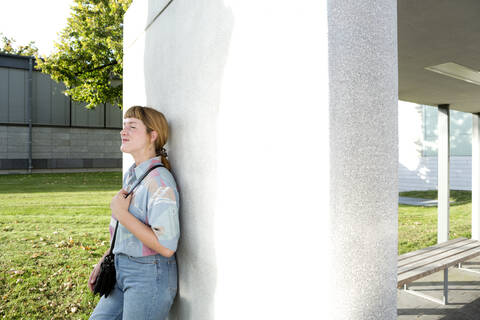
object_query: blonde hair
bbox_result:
[124,106,171,171]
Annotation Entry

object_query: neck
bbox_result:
[133,150,157,166]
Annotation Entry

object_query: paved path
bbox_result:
[399,196,455,207]
[398,255,480,319]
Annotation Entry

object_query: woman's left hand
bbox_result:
[110,189,132,220]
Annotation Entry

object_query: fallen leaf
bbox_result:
[7,270,25,275]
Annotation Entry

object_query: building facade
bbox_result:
[0,53,123,172]
[399,101,472,191]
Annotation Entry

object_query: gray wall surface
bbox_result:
[0,125,122,170]
[0,66,123,128]
[32,71,70,125]
[0,56,124,171]
[124,0,398,319]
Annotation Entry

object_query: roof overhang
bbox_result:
[398,0,480,113]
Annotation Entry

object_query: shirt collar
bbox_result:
[130,156,163,180]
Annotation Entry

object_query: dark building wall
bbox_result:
[0,54,123,171]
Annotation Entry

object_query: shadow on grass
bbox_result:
[399,190,472,207]
[0,172,122,194]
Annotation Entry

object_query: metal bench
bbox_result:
[398,237,480,305]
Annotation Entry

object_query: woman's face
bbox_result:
[120,118,153,155]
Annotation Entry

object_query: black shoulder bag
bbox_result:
[93,164,164,297]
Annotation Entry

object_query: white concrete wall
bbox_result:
[124,1,329,318]
[124,0,398,319]
[398,101,473,191]
[398,101,423,179]
[399,156,472,191]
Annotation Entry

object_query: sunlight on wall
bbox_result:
[418,165,432,183]
[398,100,423,171]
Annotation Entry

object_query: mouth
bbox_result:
[122,139,129,143]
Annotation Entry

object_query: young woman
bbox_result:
[88,106,180,320]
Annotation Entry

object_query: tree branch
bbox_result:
[74,61,118,76]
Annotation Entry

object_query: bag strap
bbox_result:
[109,163,165,253]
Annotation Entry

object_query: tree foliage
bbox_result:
[35,0,132,109]
[0,33,39,56]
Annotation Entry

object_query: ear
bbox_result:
[150,130,158,143]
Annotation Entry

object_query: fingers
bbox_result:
[118,188,130,199]
[88,265,99,292]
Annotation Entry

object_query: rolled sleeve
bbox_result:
[147,186,180,252]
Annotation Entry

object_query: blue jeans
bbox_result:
[90,253,177,320]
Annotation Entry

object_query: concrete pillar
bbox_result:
[437,105,450,243]
[124,0,398,319]
[472,113,480,239]
[328,0,398,319]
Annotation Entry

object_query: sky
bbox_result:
[0,0,75,56]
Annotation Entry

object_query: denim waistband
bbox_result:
[116,252,176,263]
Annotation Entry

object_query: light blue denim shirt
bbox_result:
[110,156,180,257]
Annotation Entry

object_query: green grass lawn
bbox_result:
[0,172,121,319]
[398,190,472,254]
[0,171,474,318]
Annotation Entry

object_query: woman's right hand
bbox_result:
[88,257,103,292]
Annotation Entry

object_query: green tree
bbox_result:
[0,33,39,56]
[35,0,132,109]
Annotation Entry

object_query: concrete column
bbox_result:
[437,105,450,243]
[328,0,398,319]
[472,113,480,239]
[124,0,398,319]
